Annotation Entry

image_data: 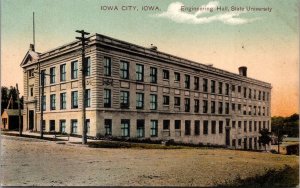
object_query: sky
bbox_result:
[1,0,299,116]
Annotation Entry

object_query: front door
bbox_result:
[29,110,34,130]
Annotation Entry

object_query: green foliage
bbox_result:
[272,114,299,137]
[1,86,23,114]
[259,128,272,151]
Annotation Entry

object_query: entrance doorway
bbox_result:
[29,110,34,130]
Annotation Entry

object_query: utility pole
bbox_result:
[76,30,90,144]
[16,84,22,136]
[40,71,45,139]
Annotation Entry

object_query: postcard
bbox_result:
[1,0,299,186]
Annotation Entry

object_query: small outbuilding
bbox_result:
[1,109,23,130]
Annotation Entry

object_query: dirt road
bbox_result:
[0,135,298,186]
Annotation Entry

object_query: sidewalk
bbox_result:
[1,130,93,143]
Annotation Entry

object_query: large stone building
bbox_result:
[20,33,271,149]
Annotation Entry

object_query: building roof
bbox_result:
[283,137,299,142]
[20,33,272,88]
[2,109,23,116]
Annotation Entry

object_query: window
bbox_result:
[184,98,190,112]
[121,119,130,137]
[104,89,111,108]
[136,93,144,109]
[262,91,266,101]
[249,89,252,99]
[50,120,55,131]
[238,104,241,113]
[203,100,208,113]
[218,102,223,114]
[259,121,261,130]
[232,85,235,92]
[194,77,199,90]
[136,64,144,81]
[210,80,215,94]
[225,103,229,114]
[218,82,223,94]
[174,72,180,82]
[86,119,90,134]
[120,91,129,109]
[249,105,252,115]
[203,120,208,135]
[163,70,169,80]
[225,84,229,95]
[232,121,236,128]
[194,99,199,113]
[258,106,261,116]
[150,94,157,110]
[60,93,66,109]
[254,89,257,99]
[203,78,208,92]
[243,87,247,98]
[211,121,216,134]
[184,75,190,89]
[194,120,200,135]
[258,91,261,100]
[163,120,170,130]
[238,121,242,129]
[104,57,111,76]
[120,61,129,79]
[232,139,236,147]
[244,121,247,132]
[28,69,34,78]
[232,103,236,112]
[50,94,56,110]
[249,121,252,132]
[85,89,91,107]
[40,70,46,85]
[104,119,112,136]
[84,57,91,76]
[50,67,56,84]
[71,119,78,134]
[174,97,180,106]
[60,64,66,81]
[238,86,241,93]
[238,139,242,146]
[254,121,257,132]
[219,121,223,134]
[71,91,78,109]
[136,120,145,138]
[211,101,216,114]
[185,120,191,135]
[150,67,157,83]
[243,105,247,115]
[60,120,66,133]
[42,95,46,111]
[150,120,158,137]
[30,87,34,97]
[163,96,169,105]
[71,61,78,79]
[175,120,181,130]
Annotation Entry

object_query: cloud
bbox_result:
[154,1,259,25]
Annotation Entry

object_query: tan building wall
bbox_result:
[21,34,272,150]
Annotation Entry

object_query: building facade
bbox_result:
[21,34,272,149]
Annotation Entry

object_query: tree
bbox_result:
[259,128,272,151]
[1,86,23,114]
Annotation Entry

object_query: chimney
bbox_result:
[29,44,35,51]
[238,66,247,77]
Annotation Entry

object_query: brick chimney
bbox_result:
[238,66,247,77]
[29,44,35,51]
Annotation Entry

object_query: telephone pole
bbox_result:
[76,30,90,144]
[16,84,22,136]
